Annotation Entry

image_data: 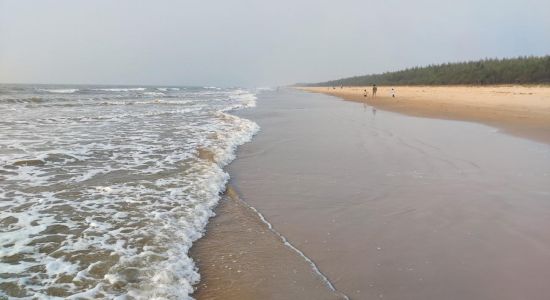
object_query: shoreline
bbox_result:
[298,85,550,145]
[190,185,344,300]
[191,91,347,300]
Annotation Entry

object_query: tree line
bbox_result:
[305,56,550,86]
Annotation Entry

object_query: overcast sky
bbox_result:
[1,0,549,87]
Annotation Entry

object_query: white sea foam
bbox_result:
[94,87,147,92]
[221,89,257,111]
[39,88,79,94]
[0,86,260,299]
[143,91,166,96]
[156,87,181,91]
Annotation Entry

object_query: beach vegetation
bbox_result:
[305,56,550,86]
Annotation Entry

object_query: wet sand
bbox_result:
[191,186,344,300]
[300,85,550,144]
[192,89,550,299]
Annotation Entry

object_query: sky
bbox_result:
[1,0,549,87]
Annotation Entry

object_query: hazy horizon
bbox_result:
[1,0,549,87]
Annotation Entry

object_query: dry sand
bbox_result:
[192,89,550,300]
[299,85,550,144]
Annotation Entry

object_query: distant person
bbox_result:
[341,85,343,89]
[391,88,395,98]
[372,84,378,98]
[363,89,368,97]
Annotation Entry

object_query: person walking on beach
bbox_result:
[372,84,378,98]
[363,89,369,111]
[391,88,395,98]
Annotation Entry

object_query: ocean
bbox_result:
[0,84,259,299]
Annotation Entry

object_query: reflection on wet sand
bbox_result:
[197,89,550,300]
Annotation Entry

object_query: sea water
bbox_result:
[0,85,259,299]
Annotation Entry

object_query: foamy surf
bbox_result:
[38,88,79,94]
[0,84,259,299]
[93,87,147,92]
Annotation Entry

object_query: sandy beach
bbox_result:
[299,85,550,144]
[4,1,549,299]
[192,88,550,299]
